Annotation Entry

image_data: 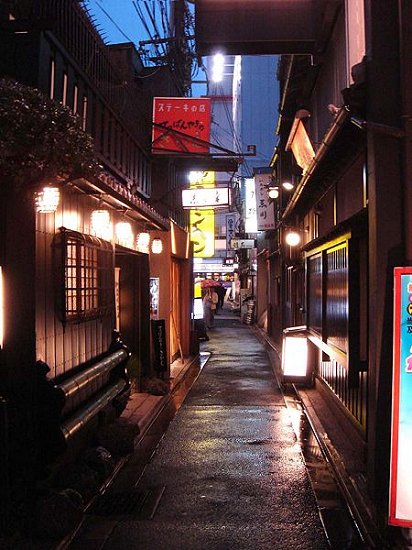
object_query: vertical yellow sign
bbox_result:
[189,171,215,258]
[190,209,215,258]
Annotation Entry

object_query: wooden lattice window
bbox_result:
[55,228,114,323]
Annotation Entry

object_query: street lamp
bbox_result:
[285,230,301,247]
[268,186,279,199]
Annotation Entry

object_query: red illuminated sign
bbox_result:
[152,97,211,154]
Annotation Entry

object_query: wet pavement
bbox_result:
[68,314,357,549]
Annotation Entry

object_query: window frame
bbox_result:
[55,227,115,324]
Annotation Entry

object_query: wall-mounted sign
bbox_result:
[230,238,255,250]
[254,170,276,230]
[182,187,230,209]
[152,97,211,154]
[389,267,412,527]
[190,209,215,258]
[224,258,235,265]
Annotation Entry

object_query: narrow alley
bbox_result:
[69,314,341,549]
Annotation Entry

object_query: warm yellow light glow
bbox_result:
[268,187,279,199]
[91,209,112,240]
[116,222,133,248]
[282,181,294,191]
[35,186,60,213]
[151,238,163,254]
[0,266,3,349]
[282,336,308,377]
[285,231,301,247]
[136,231,150,254]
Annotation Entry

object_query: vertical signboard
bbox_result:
[151,319,168,374]
[190,210,215,258]
[149,277,159,320]
[389,267,412,527]
[152,97,211,154]
[226,213,236,252]
[189,171,215,258]
[255,171,276,230]
[244,178,257,233]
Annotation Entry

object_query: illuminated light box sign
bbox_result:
[152,97,211,154]
[389,267,412,527]
[190,209,215,258]
[281,326,311,384]
[182,187,230,209]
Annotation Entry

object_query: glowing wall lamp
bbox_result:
[282,181,294,191]
[151,238,163,254]
[35,186,60,213]
[281,326,312,384]
[136,231,150,254]
[285,230,301,247]
[91,209,112,240]
[115,222,133,248]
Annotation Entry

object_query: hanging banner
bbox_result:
[190,209,215,258]
[255,171,276,231]
[389,267,412,527]
[152,97,211,154]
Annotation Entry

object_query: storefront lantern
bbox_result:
[91,209,112,240]
[151,238,163,254]
[136,231,150,254]
[35,186,60,213]
[116,222,133,248]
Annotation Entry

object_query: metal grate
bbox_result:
[87,486,165,519]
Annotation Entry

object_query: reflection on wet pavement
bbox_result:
[284,389,367,549]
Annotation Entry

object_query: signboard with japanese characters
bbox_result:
[245,178,258,233]
[190,209,215,258]
[230,239,255,250]
[226,213,236,251]
[182,187,230,209]
[255,171,276,231]
[389,267,412,527]
[152,97,211,154]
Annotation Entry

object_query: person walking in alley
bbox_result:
[203,287,218,329]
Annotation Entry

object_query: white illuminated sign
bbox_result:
[182,187,230,209]
[282,336,308,377]
[245,178,257,233]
